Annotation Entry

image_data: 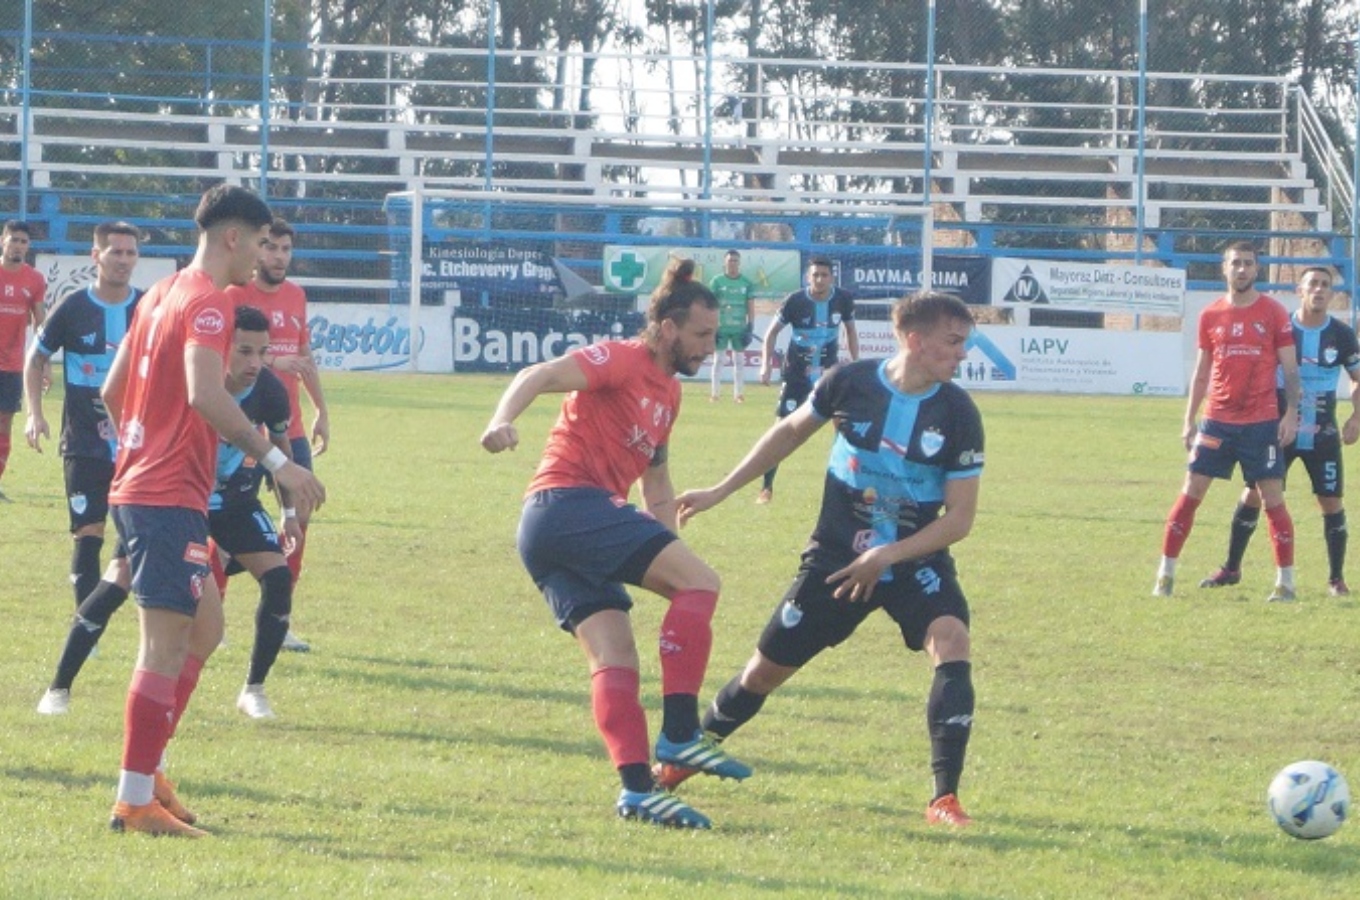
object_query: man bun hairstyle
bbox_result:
[641,257,717,343]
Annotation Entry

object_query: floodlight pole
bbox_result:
[1135,0,1148,265]
[922,0,937,214]
[19,0,33,217]
[260,0,273,195]
[1352,29,1359,326]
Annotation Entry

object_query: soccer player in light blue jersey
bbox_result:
[670,291,983,827]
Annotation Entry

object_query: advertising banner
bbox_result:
[993,258,1186,316]
[309,303,454,373]
[856,320,1185,396]
[601,245,802,299]
[836,253,991,305]
[35,254,177,308]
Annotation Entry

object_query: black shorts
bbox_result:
[209,500,284,560]
[63,456,115,532]
[1286,433,1345,499]
[757,553,970,668]
[776,375,814,418]
[0,370,20,414]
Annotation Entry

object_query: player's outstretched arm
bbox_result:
[1181,350,1211,451]
[481,354,588,453]
[1343,367,1360,445]
[677,405,823,525]
[22,343,50,452]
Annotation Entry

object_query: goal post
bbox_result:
[382,189,935,373]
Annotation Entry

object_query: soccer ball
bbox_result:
[1266,760,1350,840]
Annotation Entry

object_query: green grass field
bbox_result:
[2,373,1358,899]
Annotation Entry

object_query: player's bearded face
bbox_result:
[665,305,719,377]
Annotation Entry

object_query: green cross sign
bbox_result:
[609,252,647,289]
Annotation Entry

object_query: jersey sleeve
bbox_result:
[808,363,846,421]
[837,290,856,321]
[776,295,795,325]
[945,388,985,479]
[259,370,293,435]
[571,341,635,391]
[34,291,74,356]
[183,288,233,355]
[1337,322,1360,375]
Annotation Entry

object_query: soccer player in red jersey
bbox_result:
[481,258,750,829]
[225,218,326,651]
[0,220,47,500]
[1154,241,1301,602]
[101,185,325,837]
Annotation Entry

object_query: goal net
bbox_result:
[382,190,936,373]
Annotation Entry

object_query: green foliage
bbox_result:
[2,374,1358,897]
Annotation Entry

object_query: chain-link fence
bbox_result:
[1,1,1357,299]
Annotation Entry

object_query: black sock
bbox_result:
[701,674,767,740]
[928,660,975,801]
[762,466,778,492]
[661,694,700,743]
[1324,511,1347,582]
[1224,503,1261,572]
[246,566,293,686]
[620,762,654,794]
[70,535,104,608]
[51,580,128,691]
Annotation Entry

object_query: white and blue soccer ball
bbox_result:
[1267,760,1350,840]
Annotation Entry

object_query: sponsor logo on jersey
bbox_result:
[193,308,226,336]
[581,343,610,366]
[183,542,212,565]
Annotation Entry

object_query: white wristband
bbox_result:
[283,507,297,520]
[261,446,288,473]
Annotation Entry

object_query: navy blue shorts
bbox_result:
[518,487,677,632]
[757,553,970,667]
[63,456,115,532]
[111,504,211,615]
[0,370,20,414]
[1189,419,1283,483]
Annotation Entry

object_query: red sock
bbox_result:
[590,666,649,767]
[169,654,206,740]
[122,668,177,774]
[1266,504,1295,567]
[1161,494,1202,558]
[659,589,717,697]
[287,522,308,586]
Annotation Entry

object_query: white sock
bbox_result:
[117,770,155,806]
[1158,556,1178,578]
[1277,566,1295,588]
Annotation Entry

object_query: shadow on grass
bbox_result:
[2,765,106,792]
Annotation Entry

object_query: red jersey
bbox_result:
[1197,293,1294,425]
[109,268,233,509]
[0,263,46,371]
[226,280,310,440]
[527,340,682,499]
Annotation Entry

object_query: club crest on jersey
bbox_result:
[193,308,226,336]
[69,493,87,515]
[581,343,610,366]
[919,427,945,457]
[1324,347,1338,365]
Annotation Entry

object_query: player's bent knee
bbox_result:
[925,616,971,663]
